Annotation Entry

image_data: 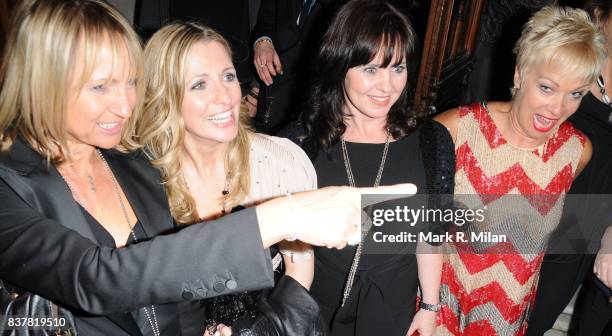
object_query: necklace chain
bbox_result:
[60,150,161,336]
[221,173,231,215]
[340,132,390,307]
[184,171,231,217]
[596,75,612,124]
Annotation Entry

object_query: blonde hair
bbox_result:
[128,22,251,225]
[514,6,605,87]
[0,0,142,163]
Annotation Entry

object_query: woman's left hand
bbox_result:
[406,309,437,336]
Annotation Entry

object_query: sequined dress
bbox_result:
[437,103,586,336]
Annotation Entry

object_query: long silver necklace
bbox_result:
[340,132,390,307]
[596,75,612,124]
[60,150,161,336]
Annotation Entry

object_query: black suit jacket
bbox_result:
[169,0,256,86]
[0,138,274,335]
[251,0,335,64]
[251,0,337,133]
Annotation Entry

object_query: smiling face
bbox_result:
[511,61,591,142]
[180,40,241,148]
[343,50,407,123]
[64,37,136,149]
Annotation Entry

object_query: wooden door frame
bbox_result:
[413,0,485,116]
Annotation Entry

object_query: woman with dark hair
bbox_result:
[289,1,455,335]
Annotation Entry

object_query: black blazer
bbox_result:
[251,0,335,67]
[0,138,274,335]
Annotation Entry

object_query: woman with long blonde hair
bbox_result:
[134,22,319,334]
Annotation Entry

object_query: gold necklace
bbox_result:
[220,172,231,215]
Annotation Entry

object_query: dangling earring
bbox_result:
[511,83,520,96]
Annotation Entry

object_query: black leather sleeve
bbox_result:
[231,276,327,336]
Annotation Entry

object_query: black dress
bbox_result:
[302,119,455,336]
[81,209,180,336]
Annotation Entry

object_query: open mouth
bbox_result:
[97,122,122,133]
[533,114,557,132]
[207,111,234,125]
[368,95,391,106]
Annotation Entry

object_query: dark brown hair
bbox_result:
[302,0,418,153]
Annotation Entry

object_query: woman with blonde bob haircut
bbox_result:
[0,1,411,335]
[435,6,604,336]
[134,22,321,334]
[0,0,142,159]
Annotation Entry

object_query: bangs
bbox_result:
[348,13,415,68]
[375,33,408,67]
[530,43,603,84]
[74,30,141,90]
[71,3,142,91]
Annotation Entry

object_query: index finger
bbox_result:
[357,183,418,207]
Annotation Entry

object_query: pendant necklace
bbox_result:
[221,173,230,215]
[596,75,612,124]
[60,150,161,336]
[340,131,390,307]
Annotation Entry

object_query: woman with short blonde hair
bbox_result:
[513,6,605,93]
[435,6,605,335]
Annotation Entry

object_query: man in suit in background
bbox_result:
[169,0,260,94]
[251,0,337,134]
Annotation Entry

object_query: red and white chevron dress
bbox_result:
[436,103,586,336]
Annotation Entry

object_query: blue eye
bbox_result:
[191,81,205,90]
[127,79,137,87]
[224,73,236,82]
[570,91,584,99]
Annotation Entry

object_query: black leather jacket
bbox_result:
[232,276,326,336]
